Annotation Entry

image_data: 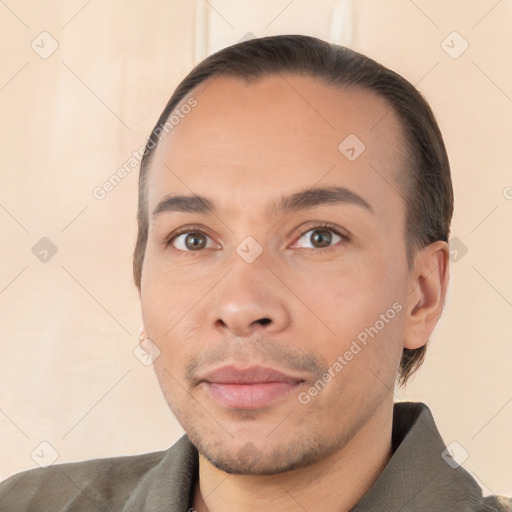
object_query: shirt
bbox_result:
[0,402,510,511]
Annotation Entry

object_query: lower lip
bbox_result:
[205,381,300,409]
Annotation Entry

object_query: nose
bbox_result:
[212,259,291,338]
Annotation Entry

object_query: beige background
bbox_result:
[1,0,511,496]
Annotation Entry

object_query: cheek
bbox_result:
[292,253,407,375]
[141,252,209,335]
[141,276,203,381]
[296,260,398,332]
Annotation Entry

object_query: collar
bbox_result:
[351,401,483,511]
[121,402,485,511]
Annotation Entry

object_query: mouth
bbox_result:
[199,365,305,409]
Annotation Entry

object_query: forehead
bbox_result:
[146,73,408,220]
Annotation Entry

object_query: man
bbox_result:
[1,34,510,512]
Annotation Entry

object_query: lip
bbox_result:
[200,365,304,409]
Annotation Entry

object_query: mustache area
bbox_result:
[185,337,327,386]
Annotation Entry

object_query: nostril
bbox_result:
[256,318,271,326]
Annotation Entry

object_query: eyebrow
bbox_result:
[151,186,373,220]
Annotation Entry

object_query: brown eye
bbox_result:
[184,233,206,250]
[310,229,333,248]
[171,231,214,251]
[294,226,343,249]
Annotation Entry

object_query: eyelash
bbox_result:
[163,222,349,252]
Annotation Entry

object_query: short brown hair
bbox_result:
[133,34,453,386]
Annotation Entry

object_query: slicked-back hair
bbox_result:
[133,34,453,386]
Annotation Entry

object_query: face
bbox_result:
[140,74,413,475]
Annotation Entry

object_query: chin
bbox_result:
[189,426,332,475]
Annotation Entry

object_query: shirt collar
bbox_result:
[351,401,483,511]
[122,402,484,511]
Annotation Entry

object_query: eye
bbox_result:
[168,230,219,252]
[293,225,345,249]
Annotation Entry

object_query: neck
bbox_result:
[193,398,394,512]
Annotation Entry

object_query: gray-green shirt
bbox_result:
[0,402,510,511]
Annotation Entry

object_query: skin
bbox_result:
[138,74,449,512]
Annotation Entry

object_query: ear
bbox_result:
[403,241,450,350]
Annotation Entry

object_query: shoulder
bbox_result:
[482,495,512,511]
[0,448,167,511]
